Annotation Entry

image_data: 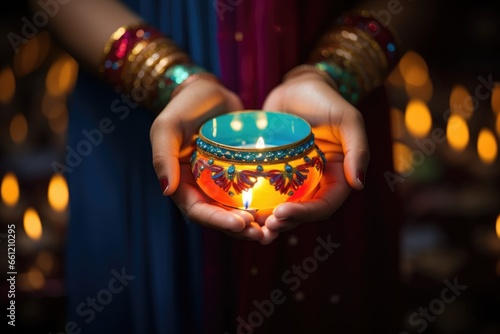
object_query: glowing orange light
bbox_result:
[386,66,405,87]
[13,32,50,77]
[23,208,43,241]
[27,267,45,290]
[1,172,19,207]
[496,214,500,239]
[492,85,500,115]
[390,108,404,140]
[446,114,469,152]
[36,251,55,274]
[392,142,412,174]
[10,113,28,144]
[405,76,433,102]
[0,67,15,104]
[48,174,69,212]
[450,85,474,120]
[399,51,429,86]
[46,55,79,96]
[496,113,500,137]
[477,128,498,164]
[405,99,432,138]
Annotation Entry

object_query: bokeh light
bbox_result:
[477,128,498,164]
[1,172,20,207]
[0,67,16,104]
[450,85,474,120]
[399,51,429,86]
[393,142,413,174]
[13,31,50,77]
[23,207,43,241]
[446,114,469,152]
[45,55,79,96]
[491,85,500,115]
[405,99,432,138]
[390,107,405,140]
[47,174,69,212]
[10,113,28,144]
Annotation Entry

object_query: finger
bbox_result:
[259,226,280,245]
[171,181,254,232]
[337,108,370,190]
[264,215,301,232]
[150,114,182,196]
[225,222,264,241]
[270,161,351,223]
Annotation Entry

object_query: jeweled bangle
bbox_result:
[99,25,162,85]
[151,64,211,110]
[338,10,401,67]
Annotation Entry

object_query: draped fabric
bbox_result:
[65,1,400,333]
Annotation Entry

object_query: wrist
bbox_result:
[283,64,339,92]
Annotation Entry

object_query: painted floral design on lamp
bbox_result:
[191,111,326,210]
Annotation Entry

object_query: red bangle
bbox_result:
[99,25,163,85]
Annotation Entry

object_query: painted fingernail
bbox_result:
[159,177,169,195]
[356,170,365,187]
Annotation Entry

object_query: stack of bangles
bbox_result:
[99,24,218,113]
[284,10,401,105]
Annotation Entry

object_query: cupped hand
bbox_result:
[258,71,370,234]
[150,78,278,244]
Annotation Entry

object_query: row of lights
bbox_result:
[388,51,500,276]
[388,51,500,172]
[1,32,74,294]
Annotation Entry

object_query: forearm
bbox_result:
[30,0,142,70]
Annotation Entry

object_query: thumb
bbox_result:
[340,110,370,190]
[150,115,182,196]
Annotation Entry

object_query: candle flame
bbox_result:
[242,189,253,210]
[23,207,42,241]
[256,136,265,149]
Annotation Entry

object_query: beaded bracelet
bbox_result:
[99,24,218,113]
[300,10,401,104]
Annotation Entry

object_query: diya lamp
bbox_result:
[191,111,326,210]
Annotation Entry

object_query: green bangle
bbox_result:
[153,64,208,109]
[314,61,362,105]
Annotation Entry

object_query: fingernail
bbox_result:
[356,170,365,187]
[159,177,169,195]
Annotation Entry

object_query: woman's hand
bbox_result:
[258,71,370,235]
[150,78,278,244]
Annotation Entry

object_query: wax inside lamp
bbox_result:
[191,111,326,210]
